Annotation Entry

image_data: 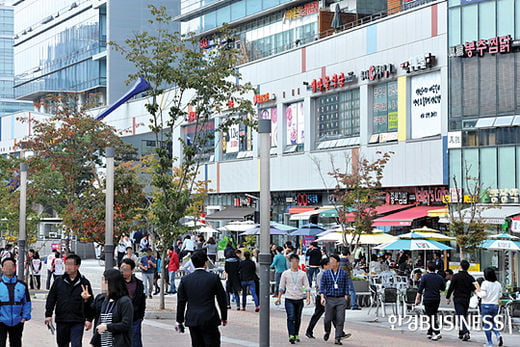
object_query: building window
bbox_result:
[285,101,304,153]
[315,89,360,145]
[372,81,398,134]
[184,119,215,162]
[222,115,253,160]
[259,107,278,147]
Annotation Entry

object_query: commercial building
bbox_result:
[0,4,32,118]
[12,0,179,106]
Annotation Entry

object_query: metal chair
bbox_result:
[403,287,418,316]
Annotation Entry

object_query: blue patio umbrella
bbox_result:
[290,224,326,236]
[375,238,453,251]
[270,221,297,232]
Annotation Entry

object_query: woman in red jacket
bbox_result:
[167,246,180,294]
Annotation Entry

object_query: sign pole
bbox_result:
[104,147,115,270]
[17,163,28,279]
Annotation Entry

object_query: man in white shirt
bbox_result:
[45,250,56,289]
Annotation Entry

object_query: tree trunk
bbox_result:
[160,249,167,310]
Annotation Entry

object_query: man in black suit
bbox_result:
[176,251,228,347]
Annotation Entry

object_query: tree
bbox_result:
[314,151,393,250]
[19,94,144,245]
[111,5,255,309]
[447,166,490,260]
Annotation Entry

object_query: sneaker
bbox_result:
[462,333,470,341]
[289,336,295,344]
[340,333,351,339]
[431,334,442,341]
[305,332,315,339]
[236,307,241,311]
[255,307,260,312]
[334,339,343,345]
[498,336,503,347]
[241,308,246,311]
[295,336,300,342]
[324,332,330,341]
[427,334,432,339]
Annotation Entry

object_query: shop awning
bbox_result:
[344,204,414,222]
[205,207,255,221]
[439,206,520,225]
[290,207,333,221]
[428,207,448,217]
[287,206,317,214]
[373,206,445,227]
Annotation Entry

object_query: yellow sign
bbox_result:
[449,263,480,272]
[284,1,319,22]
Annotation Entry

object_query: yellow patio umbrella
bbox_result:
[406,227,456,242]
[427,208,449,217]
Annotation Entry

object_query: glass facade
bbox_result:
[285,101,304,152]
[183,120,216,162]
[372,81,398,134]
[221,115,253,160]
[13,1,106,99]
[315,89,360,143]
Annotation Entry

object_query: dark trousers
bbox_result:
[188,324,221,347]
[423,300,440,336]
[30,274,41,289]
[225,281,239,308]
[0,322,24,347]
[132,319,143,347]
[453,297,470,336]
[46,269,53,290]
[306,295,325,334]
[56,322,84,347]
[117,252,125,266]
[306,267,320,286]
[324,296,346,340]
[285,299,304,337]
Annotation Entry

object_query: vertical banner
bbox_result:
[411,71,442,139]
[286,102,305,145]
[227,123,240,153]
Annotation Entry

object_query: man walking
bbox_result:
[176,251,228,347]
[0,257,31,347]
[276,254,311,344]
[306,258,330,339]
[320,254,351,345]
[120,259,146,347]
[139,248,156,299]
[446,260,476,341]
[167,246,180,294]
[45,254,94,347]
[415,261,445,341]
[45,250,56,290]
[306,242,322,286]
[339,250,360,310]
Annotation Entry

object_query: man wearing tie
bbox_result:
[176,251,228,346]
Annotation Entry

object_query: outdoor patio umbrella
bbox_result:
[399,230,456,242]
[290,224,326,236]
[339,232,397,245]
[374,238,453,251]
[196,225,218,236]
[486,232,520,240]
[239,225,288,236]
[480,239,520,250]
[217,221,256,232]
[269,221,297,232]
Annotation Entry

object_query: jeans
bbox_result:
[481,304,501,345]
[285,299,304,337]
[56,322,84,347]
[453,297,470,336]
[274,272,283,295]
[306,294,325,334]
[169,271,177,293]
[423,300,440,336]
[226,280,240,308]
[132,319,143,347]
[0,322,24,347]
[346,277,358,308]
[324,296,346,339]
[306,267,320,287]
[241,280,259,308]
[142,272,154,296]
[46,269,53,290]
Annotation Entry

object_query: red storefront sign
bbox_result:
[464,35,512,57]
[310,72,356,93]
[415,186,449,205]
[253,93,275,105]
[361,64,396,81]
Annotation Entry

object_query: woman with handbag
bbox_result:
[90,269,134,347]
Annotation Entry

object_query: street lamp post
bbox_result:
[104,147,115,270]
[17,163,28,280]
[258,119,271,347]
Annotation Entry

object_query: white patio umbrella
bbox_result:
[217,221,256,232]
[480,239,520,250]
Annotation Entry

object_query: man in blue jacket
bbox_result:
[0,257,31,347]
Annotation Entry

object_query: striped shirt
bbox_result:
[100,300,115,347]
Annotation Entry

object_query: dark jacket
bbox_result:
[176,269,227,327]
[306,248,322,267]
[127,275,146,321]
[224,258,242,293]
[45,272,94,323]
[239,259,257,282]
[90,296,134,347]
[446,270,476,301]
[418,272,446,302]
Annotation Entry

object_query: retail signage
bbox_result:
[487,189,520,204]
[286,102,305,145]
[226,123,240,153]
[387,191,409,205]
[512,220,520,233]
[254,93,276,105]
[283,1,319,22]
[447,131,462,149]
[361,64,396,81]
[463,35,512,58]
[310,72,356,93]
[410,72,442,139]
[415,186,449,205]
[400,53,436,73]
[296,193,319,206]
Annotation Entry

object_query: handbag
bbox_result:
[469,295,479,309]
